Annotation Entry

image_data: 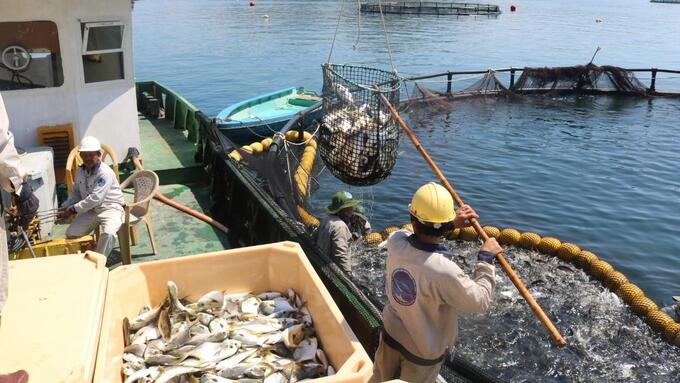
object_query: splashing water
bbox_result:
[350,238,680,382]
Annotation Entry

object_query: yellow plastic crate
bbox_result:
[94,241,373,383]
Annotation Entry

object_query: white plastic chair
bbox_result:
[118,170,159,264]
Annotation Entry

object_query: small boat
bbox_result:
[216,86,322,144]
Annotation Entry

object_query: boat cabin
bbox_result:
[0,0,139,160]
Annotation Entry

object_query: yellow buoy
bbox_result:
[589,259,614,280]
[630,296,658,317]
[285,130,298,141]
[663,322,680,341]
[250,142,264,154]
[459,227,478,241]
[297,206,319,227]
[604,271,628,291]
[401,223,413,232]
[498,228,520,245]
[482,226,501,239]
[228,150,242,162]
[518,232,541,249]
[364,232,383,245]
[537,237,561,254]
[307,139,317,149]
[445,228,460,240]
[261,137,273,150]
[557,243,580,262]
[617,283,644,305]
[382,226,400,239]
[645,310,675,332]
[573,250,598,269]
[241,145,253,154]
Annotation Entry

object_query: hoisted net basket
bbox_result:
[320,64,402,186]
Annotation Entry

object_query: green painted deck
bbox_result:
[47,114,231,266]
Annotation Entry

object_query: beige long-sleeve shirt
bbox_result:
[316,215,353,274]
[1,92,25,313]
[382,230,496,360]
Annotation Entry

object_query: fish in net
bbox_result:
[319,64,402,186]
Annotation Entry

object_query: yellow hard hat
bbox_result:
[408,182,455,226]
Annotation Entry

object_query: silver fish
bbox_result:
[263,371,288,383]
[168,281,196,317]
[232,318,282,334]
[282,324,304,349]
[209,317,230,334]
[190,323,210,335]
[197,312,215,326]
[163,322,191,350]
[241,296,261,315]
[200,374,236,383]
[293,337,317,362]
[155,366,200,383]
[124,343,147,357]
[181,340,241,363]
[123,366,158,383]
[215,349,257,371]
[316,349,328,370]
[186,330,228,346]
[257,292,282,300]
[132,325,162,345]
[129,303,163,331]
[219,362,259,380]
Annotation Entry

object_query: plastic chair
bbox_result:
[118,170,160,264]
[65,143,119,193]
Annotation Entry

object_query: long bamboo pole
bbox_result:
[375,89,567,347]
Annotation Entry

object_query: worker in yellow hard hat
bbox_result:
[369,182,502,383]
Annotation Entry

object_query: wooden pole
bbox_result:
[130,156,230,236]
[375,88,567,348]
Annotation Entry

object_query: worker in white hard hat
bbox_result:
[369,182,502,383]
[58,136,125,257]
[0,92,39,327]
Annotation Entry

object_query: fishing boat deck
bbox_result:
[43,114,232,265]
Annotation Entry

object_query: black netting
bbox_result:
[512,64,647,95]
[319,64,402,186]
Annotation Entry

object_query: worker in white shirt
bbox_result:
[370,182,502,383]
[58,136,125,257]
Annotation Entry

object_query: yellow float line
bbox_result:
[230,132,320,228]
[367,224,680,348]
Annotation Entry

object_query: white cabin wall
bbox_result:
[0,0,139,160]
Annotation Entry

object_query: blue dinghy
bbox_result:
[216,87,321,144]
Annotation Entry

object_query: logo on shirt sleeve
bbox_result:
[97,177,106,187]
[391,268,417,306]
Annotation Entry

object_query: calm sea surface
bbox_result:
[133,0,680,338]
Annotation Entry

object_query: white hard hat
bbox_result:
[79,136,101,152]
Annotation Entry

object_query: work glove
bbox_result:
[16,181,39,229]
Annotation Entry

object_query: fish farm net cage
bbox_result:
[404,64,670,114]
[319,64,402,186]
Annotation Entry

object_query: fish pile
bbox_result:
[122,281,333,383]
[320,83,399,180]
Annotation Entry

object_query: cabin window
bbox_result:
[0,21,64,90]
[81,22,125,83]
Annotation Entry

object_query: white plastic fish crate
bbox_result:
[93,241,373,382]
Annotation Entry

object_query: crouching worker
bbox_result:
[58,136,125,256]
[316,191,361,274]
[370,182,502,383]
